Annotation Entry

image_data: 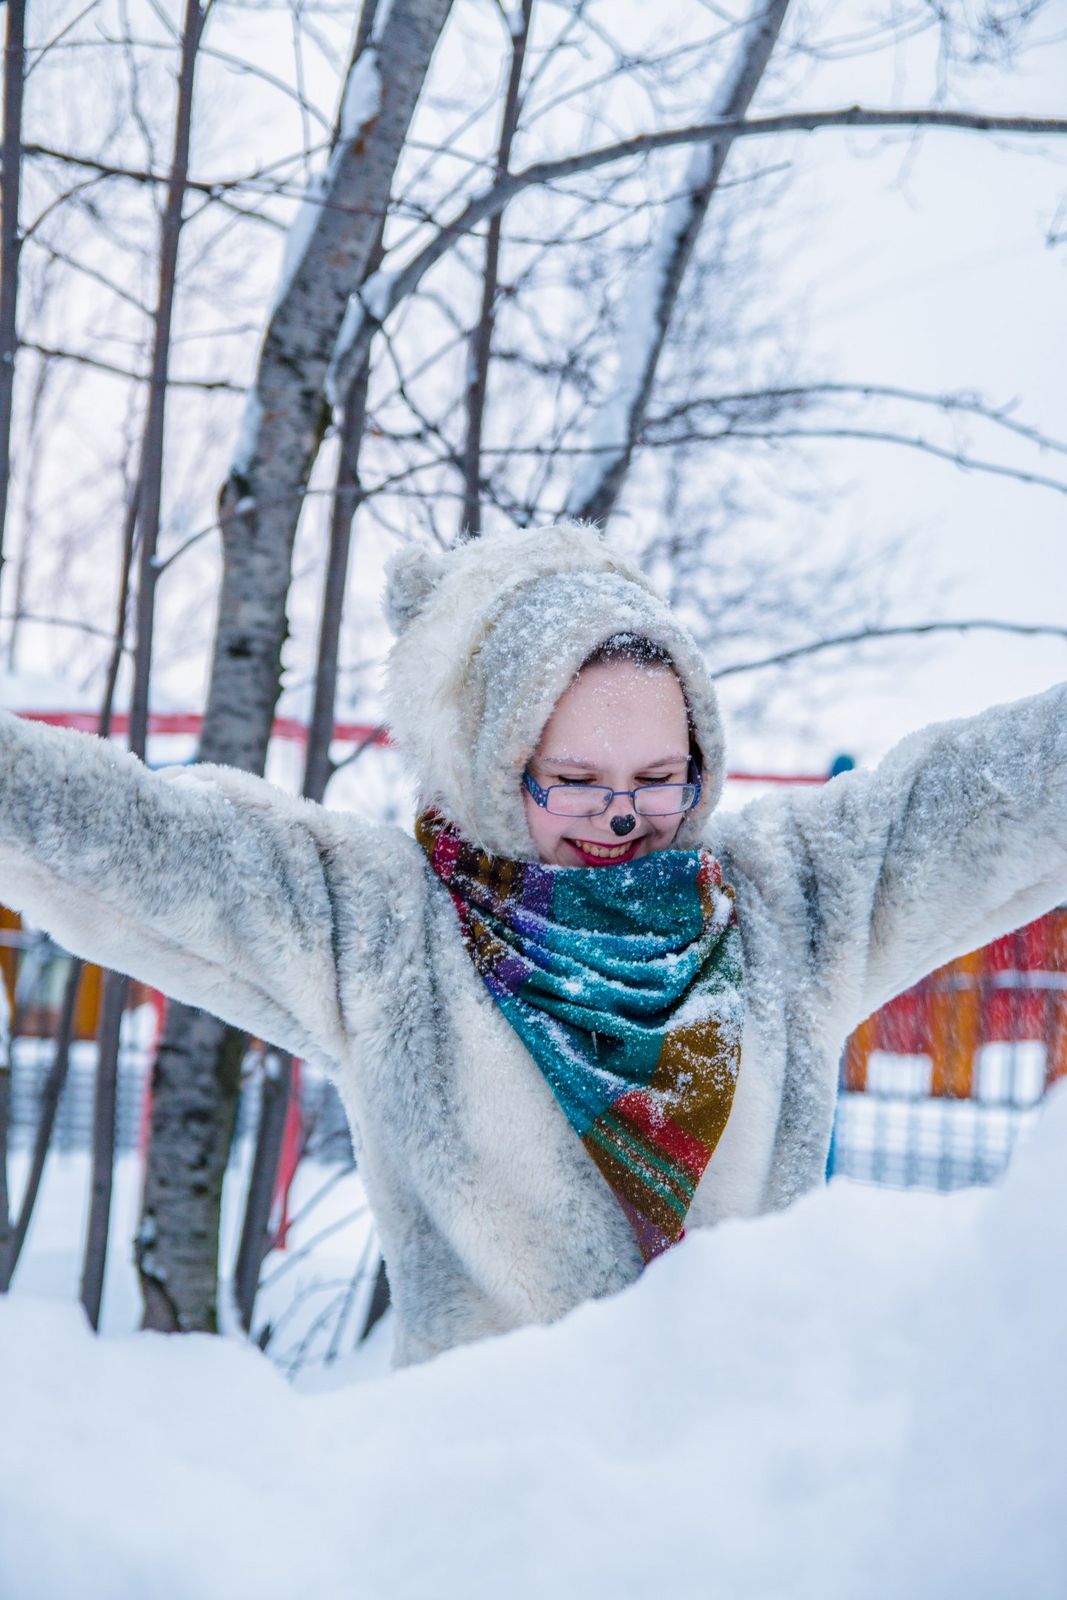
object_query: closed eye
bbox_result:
[550,771,685,786]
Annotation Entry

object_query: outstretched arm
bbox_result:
[718,680,1067,1035]
[854,680,1067,1020]
[0,708,379,1068]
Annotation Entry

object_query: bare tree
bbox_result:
[126,0,207,757]
[3,331,61,673]
[77,0,209,1333]
[0,0,26,582]
[563,0,791,524]
[458,0,534,539]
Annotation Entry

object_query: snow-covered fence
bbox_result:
[6,1038,152,1154]
[5,1033,351,1163]
[830,909,1067,1190]
[830,1082,1044,1190]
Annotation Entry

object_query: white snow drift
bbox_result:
[1,1082,1065,1600]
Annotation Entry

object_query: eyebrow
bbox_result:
[540,754,688,769]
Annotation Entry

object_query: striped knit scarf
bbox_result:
[416,810,744,1263]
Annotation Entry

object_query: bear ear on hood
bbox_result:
[383,544,448,635]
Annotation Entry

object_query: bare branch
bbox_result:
[714,620,1067,680]
[21,139,330,203]
[660,423,1067,497]
[0,609,133,647]
[197,41,334,132]
[648,382,1067,459]
[24,0,101,77]
[303,202,386,806]
[23,234,150,314]
[328,722,389,777]
[18,339,243,391]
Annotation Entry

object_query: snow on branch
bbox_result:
[325,269,397,408]
[268,50,383,316]
[204,0,453,787]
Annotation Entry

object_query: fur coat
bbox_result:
[1,522,1065,1366]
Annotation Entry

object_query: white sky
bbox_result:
[719,2,1067,776]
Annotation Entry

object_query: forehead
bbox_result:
[535,660,688,763]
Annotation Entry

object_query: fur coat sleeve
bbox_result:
[0,708,382,1069]
[716,680,1067,1039]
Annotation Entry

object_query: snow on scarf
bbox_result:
[416,809,745,1262]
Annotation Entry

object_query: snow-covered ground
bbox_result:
[2,1084,1065,1599]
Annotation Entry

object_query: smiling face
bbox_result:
[522,658,695,867]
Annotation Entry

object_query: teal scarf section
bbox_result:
[417,810,745,1261]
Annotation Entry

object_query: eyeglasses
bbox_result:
[522,758,703,818]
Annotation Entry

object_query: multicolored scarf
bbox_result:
[416,810,745,1263]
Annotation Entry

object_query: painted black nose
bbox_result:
[611,813,636,837]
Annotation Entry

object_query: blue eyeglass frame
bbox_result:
[522,757,703,817]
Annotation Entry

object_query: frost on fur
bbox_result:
[383,546,447,635]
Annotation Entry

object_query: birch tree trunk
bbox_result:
[564,0,792,524]
[137,0,454,1334]
[204,0,452,775]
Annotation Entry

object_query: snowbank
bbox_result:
[2,1084,1066,1600]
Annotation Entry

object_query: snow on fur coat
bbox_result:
[1,522,1066,1366]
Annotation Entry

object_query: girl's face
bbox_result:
[522,660,694,867]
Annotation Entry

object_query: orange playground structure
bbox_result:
[4,900,1066,1094]
[843,908,1067,1099]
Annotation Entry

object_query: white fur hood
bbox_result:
[382,521,727,858]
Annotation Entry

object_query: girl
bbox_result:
[1,521,1065,1366]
